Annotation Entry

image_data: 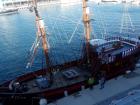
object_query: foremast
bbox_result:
[82,0,91,63]
[32,0,53,82]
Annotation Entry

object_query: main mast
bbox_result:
[32,0,52,80]
[82,0,91,63]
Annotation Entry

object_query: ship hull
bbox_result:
[0,38,140,105]
[0,51,140,104]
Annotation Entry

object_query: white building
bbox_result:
[131,0,140,6]
[102,0,118,2]
[102,0,125,3]
[60,0,81,4]
[90,0,101,4]
[90,0,127,4]
[0,0,31,7]
[0,0,52,7]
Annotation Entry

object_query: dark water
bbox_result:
[0,2,140,84]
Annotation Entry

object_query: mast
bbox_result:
[82,0,91,63]
[32,0,52,81]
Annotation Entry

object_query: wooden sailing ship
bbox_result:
[0,0,140,104]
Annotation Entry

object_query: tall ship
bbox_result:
[0,0,140,104]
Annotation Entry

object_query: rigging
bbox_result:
[120,2,135,36]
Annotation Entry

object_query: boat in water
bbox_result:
[0,8,18,15]
[0,0,140,104]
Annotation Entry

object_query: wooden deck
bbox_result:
[24,67,91,93]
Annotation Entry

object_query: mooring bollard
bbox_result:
[39,98,47,105]
[81,85,85,91]
[64,90,68,97]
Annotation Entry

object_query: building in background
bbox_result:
[60,0,81,4]
[131,0,140,6]
[0,0,56,8]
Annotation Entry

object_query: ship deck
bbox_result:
[24,67,91,93]
[97,41,133,54]
[104,43,133,56]
[25,41,137,93]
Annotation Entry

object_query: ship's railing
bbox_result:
[105,36,140,46]
[96,36,140,64]
[99,54,116,64]
[96,36,139,53]
[99,46,139,64]
[97,40,121,53]
[122,46,139,57]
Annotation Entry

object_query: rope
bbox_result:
[68,17,82,43]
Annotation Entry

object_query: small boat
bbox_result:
[0,8,18,15]
[0,0,140,104]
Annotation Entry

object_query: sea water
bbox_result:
[0,2,140,83]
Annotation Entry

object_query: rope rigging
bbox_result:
[26,1,91,68]
[26,0,51,70]
[68,17,82,44]
[120,2,135,36]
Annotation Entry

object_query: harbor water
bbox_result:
[0,2,140,84]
